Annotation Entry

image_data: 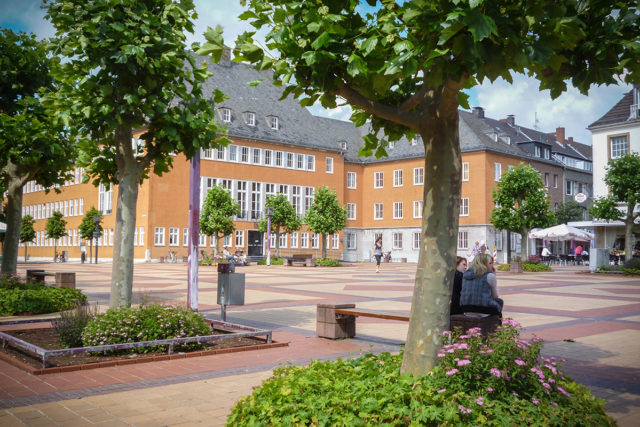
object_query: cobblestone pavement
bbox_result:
[1,261,638,426]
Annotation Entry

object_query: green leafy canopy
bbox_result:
[200,185,241,241]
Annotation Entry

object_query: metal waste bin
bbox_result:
[217,272,245,305]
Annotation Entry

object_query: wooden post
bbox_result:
[187,149,200,310]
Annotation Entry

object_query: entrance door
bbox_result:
[247,230,263,257]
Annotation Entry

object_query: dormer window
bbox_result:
[268,116,279,130]
[220,108,231,123]
[410,138,417,146]
[389,141,395,149]
[246,112,256,126]
[535,145,541,157]
[340,141,347,150]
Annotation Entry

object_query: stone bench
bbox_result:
[284,254,315,267]
[316,303,500,339]
[26,270,76,289]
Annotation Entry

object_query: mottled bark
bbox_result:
[520,231,529,260]
[625,208,635,260]
[322,233,327,259]
[1,161,31,275]
[401,86,461,376]
[275,226,281,257]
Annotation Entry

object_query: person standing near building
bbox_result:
[372,237,383,273]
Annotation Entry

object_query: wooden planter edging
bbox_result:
[0,318,286,374]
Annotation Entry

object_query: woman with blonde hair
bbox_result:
[460,253,503,316]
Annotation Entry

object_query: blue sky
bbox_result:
[1,0,632,145]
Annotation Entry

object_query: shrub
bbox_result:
[199,253,213,266]
[497,264,510,271]
[52,302,99,348]
[228,321,614,426]
[315,258,342,267]
[0,276,87,316]
[258,257,284,265]
[81,304,211,353]
[528,255,542,264]
[523,262,552,272]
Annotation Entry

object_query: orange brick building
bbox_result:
[13,57,591,264]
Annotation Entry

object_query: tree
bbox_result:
[200,185,240,256]
[0,29,76,275]
[490,164,555,259]
[304,187,347,259]
[45,211,67,261]
[258,194,302,257]
[201,0,640,376]
[20,215,36,262]
[79,207,104,262]
[590,153,640,257]
[554,200,584,225]
[45,0,229,308]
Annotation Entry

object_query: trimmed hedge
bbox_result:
[0,276,87,316]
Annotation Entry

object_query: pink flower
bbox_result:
[474,397,484,406]
[513,392,519,396]
[446,368,459,376]
[458,405,472,414]
[457,360,471,366]
[532,397,539,405]
[437,388,447,393]
[502,319,521,327]
[437,353,446,358]
[551,402,558,407]
[556,386,571,397]
[515,359,526,366]
[490,368,501,378]
[487,387,494,392]
[442,330,452,336]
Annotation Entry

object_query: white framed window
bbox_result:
[296,153,305,170]
[393,232,403,249]
[79,199,84,215]
[268,116,279,130]
[63,200,69,216]
[290,232,299,248]
[109,229,114,246]
[301,232,309,248]
[73,229,78,246]
[229,145,238,162]
[393,202,403,219]
[494,163,501,181]
[220,108,231,122]
[535,145,541,157]
[154,227,165,246]
[413,167,424,185]
[139,227,144,246]
[246,111,256,126]
[269,233,276,249]
[553,175,558,188]
[310,233,319,249]
[460,198,469,216]
[544,173,549,187]
[374,172,384,188]
[496,232,503,251]
[235,230,244,247]
[304,187,314,213]
[199,234,207,247]
[98,183,113,214]
[223,235,232,247]
[347,172,356,189]
[462,162,469,181]
[458,231,468,249]
[241,146,250,163]
[279,233,287,248]
[251,147,261,164]
[566,180,573,195]
[286,152,294,168]
[393,169,403,187]
[544,148,550,159]
[275,151,283,167]
[264,150,272,166]
[413,200,423,218]
[216,146,226,160]
[183,228,188,246]
[374,203,383,220]
[134,228,139,246]
[306,155,315,171]
[347,203,356,220]
[610,135,628,159]
[332,233,339,249]
[325,157,333,173]
[346,233,356,249]
[412,232,421,250]
[168,227,179,246]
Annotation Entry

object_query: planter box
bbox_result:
[510,262,523,273]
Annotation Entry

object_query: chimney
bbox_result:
[554,127,565,145]
[567,136,574,146]
[472,107,484,118]
[506,115,515,126]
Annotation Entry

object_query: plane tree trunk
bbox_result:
[1,160,32,275]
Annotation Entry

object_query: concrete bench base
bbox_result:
[284,256,315,267]
[316,303,356,339]
[26,270,76,289]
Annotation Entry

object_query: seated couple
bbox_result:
[451,253,503,317]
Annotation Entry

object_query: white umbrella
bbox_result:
[0,221,6,232]
[528,224,594,241]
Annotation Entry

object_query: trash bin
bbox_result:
[217,273,245,305]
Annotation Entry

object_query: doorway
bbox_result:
[247,230,263,257]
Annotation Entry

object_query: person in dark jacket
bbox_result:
[460,253,503,316]
[450,256,467,315]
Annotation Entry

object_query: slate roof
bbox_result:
[588,89,638,129]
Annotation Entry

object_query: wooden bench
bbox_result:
[284,253,315,267]
[26,270,76,289]
[316,303,500,339]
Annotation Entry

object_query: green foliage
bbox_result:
[81,304,211,353]
[523,262,553,272]
[315,258,341,267]
[45,211,67,240]
[257,257,284,265]
[490,164,554,258]
[0,276,87,316]
[20,215,36,244]
[497,264,510,271]
[228,321,613,426]
[200,185,240,254]
[52,302,99,348]
[79,207,103,241]
[258,194,301,256]
[554,201,584,225]
[304,186,347,258]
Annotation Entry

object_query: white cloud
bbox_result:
[0,0,55,38]
[471,74,631,145]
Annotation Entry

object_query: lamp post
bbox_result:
[93,214,102,264]
[266,207,272,266]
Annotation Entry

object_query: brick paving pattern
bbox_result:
[1,261,638,426]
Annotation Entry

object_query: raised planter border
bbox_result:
[0,318,282,372]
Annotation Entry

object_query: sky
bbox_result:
[0,0,632,145]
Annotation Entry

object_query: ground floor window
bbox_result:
[346,233,356,249]
[458,231,468,249]
[393,232,403,249]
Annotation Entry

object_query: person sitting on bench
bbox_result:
[460,253,503,317]
[450,256,467,315]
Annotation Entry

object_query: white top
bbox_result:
[541,247,551,257]
[486,272,498,299]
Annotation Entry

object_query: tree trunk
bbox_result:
[520,231,528,260]
[54,241,57,262]
[0,165,30,275]
[275,226,281,257]
[401,100,461,376]
[24,243,27,262]
[321,233,327,259]
[215,233,220,256]
[625,208,635,262]
[89,239,93,263]
[110,153,140,309]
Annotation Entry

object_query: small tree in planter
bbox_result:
[304,187,347,259]
[79,207,103,262]
[258,194,301,257]
[46,211,67,261]
[20,214,36,262]
[490,164,555,268]
[200,185,240,256]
